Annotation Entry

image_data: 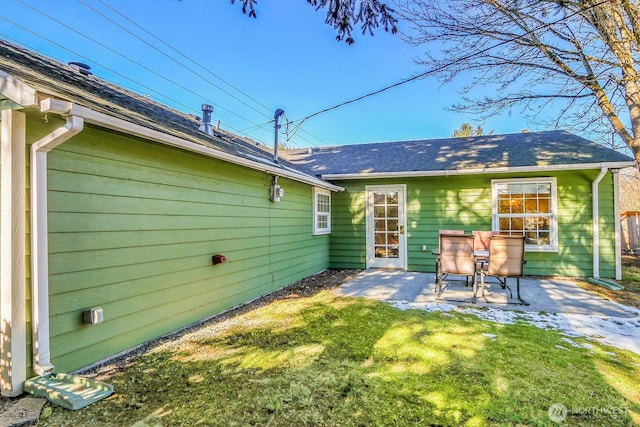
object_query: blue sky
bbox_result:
[2,0,551,148]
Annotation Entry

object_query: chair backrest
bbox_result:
[439,233,476,276]
[438,229,464,253]
[472,230,493,252]
[487,235,526,277]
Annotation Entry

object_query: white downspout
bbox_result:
[612,169,622,280]
[592,166,608,280]
[31,113,83,376]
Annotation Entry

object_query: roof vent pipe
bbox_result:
[273,108,285,163]
[68,62,92,76]
[199,104,214,136]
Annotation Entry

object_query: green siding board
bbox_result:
[52,264,272,324]
[48,166,268,203]
[49,229,271,253]
[49,238,277,275]
[49,192,269,218]
[49,212,270,233]
[43,125,329,373]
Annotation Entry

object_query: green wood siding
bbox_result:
[330,171,617,278]
[41,124,328,372]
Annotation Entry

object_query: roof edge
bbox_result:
[39,98,343,192]
[321,161,637,180]
[0,69,38,108]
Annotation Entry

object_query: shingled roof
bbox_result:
[0,38,294,170]
[282,131,635,178]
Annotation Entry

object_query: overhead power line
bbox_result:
[0,25,198,115]
[14,0,265,129]
[286,0,611,140]
[80,0,272,120]
[84,0,327,147]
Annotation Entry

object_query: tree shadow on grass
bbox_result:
[39,293,640,426]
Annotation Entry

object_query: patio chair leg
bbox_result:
[474,272,484,299]
[504,278,513,299]
[435,260,440,294]
[516,278,530,306]
[472,274,478,300]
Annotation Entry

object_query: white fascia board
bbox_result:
[321,161,637,180]
[0,70,38,108]
[40,99,343,192]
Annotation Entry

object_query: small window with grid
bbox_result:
[313,188,331,235]
[492,178,557,251]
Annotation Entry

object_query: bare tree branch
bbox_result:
[397,0,640,167]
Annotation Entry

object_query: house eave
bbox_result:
[38,98,343,192]
[321,161,637,180]
[0,69,38,108]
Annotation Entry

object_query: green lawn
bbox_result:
[39,289,640,426]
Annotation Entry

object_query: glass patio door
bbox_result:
[366,185,407,269]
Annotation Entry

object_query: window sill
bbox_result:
[525,245,558,253]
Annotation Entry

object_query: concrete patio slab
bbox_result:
[335,269,637,318]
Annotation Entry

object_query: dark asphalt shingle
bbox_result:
[283,131,634,176]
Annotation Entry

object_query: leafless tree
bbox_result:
[397,0,640,168]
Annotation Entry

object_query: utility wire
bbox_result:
[94,0,273,114]
[79,0,271,120]
[286,0,611,140]
[90,0,328,147]
[14,0,266,135]
[0,25,197,116]
[0,28,254,140]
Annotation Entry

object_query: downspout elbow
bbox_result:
[32,115,84,153]
[31,112,84,376]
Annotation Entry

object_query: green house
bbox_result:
[282,133,635,278]
[0,39,635,396]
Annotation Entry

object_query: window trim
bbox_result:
[491,177,558,252]
[313,187,331,235]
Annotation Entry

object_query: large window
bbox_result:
[313,188,331,235]
[492,178,557,251]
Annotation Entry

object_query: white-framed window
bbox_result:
[492,177,558,252]
[313,188,331,235]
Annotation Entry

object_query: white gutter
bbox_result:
[592,166,609,279]
[321,161,635,180]
[30,110,84,376]
[612,169,622,280]
[40,99,343,192]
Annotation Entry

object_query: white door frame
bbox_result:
[365,184,407,269]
